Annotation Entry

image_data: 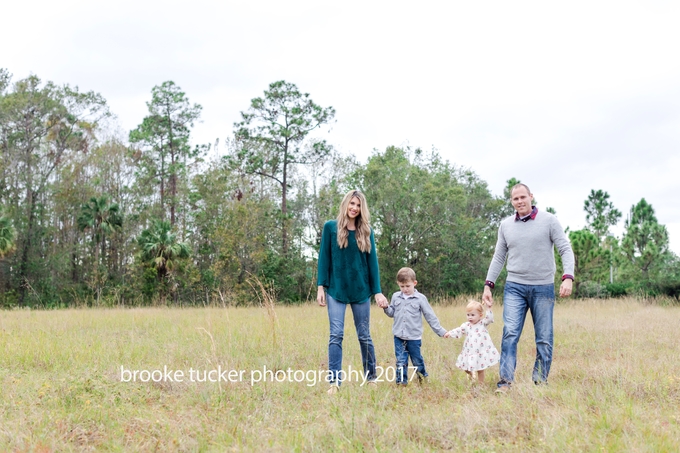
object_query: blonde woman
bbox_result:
[317,190,388,393]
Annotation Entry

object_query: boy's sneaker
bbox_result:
[327,384,340,395]
[366,381,377,388]
[417,373,428,384]
[495,385,510,394]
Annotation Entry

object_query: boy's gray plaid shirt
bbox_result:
[383,289,447,340]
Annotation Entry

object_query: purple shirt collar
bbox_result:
[515,206,538,222]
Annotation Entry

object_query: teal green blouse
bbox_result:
[317,220,382,304]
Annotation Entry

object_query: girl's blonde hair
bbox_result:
[336,190,372,253]
[466,300,485,316]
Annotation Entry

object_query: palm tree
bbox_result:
[138,219,190,303]
[78,195,123,302]
[77,194,123,268]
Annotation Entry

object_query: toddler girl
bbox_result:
[444,300,499,384]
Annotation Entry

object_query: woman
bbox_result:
[317,190,388,393]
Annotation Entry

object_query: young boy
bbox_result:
[383,267,447,385]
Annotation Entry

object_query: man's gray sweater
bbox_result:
[486,210,575,285]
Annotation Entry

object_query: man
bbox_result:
[482,183,574,392]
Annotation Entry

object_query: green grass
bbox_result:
[1,298,679,451]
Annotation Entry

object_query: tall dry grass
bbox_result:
[0,297,678,451]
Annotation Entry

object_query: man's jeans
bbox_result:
[327,294,377,385]
[498,281,555,387]
[394,337,427,384]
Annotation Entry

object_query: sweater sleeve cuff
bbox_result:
[561,274,574,282]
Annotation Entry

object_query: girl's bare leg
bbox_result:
[465,370,473,381]
[477,369,485,384]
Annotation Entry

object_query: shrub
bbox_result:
[605,282,630,298]
[577,281,609,298]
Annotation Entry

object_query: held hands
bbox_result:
[559,278,573,298]
[482,286,493,308]
[443,331,452,338]
[318,289,390,308]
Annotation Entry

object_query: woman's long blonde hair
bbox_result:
[336,190,372,253]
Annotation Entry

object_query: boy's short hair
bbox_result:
[397,267,416,283]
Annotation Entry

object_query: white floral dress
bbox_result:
[447,311,499,372]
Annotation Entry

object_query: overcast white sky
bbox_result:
[3,0,680,253]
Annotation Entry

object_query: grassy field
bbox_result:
[1,297,679,452]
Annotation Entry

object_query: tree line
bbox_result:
[0,69,678,307]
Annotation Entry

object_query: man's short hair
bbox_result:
[397,267,416,283]
[511,183,531,196]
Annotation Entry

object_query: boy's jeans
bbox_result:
[327,294,377,385]
[394,337,427,384]
[498,281,555,387]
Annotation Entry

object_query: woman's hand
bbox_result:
[317,286,326,307]
[375,293,388,308]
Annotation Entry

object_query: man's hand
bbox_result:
[375,293,388,308]
[559,278,573,298]
[317,286,326,306]
[482,286,494,307]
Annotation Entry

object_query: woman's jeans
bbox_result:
[327,294,377,385]
[498,281,555,387]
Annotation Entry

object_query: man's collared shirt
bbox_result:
[515,206,538,222]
